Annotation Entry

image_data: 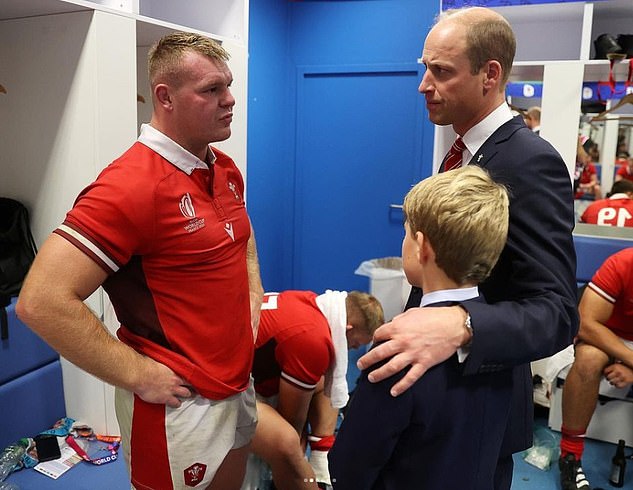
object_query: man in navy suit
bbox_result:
[356,7,578,489]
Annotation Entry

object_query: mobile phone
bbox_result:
[34,434,61,462]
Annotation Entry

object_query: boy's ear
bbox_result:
[417,231,435,264]
[415,231,426,264]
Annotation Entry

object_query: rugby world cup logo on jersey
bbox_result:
[180,193,206,233]
[179,193,196,218]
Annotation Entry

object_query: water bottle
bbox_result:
[0,482,21,490]
[0,442,25,490]
[257,463,274,490]
[609,439,626,487]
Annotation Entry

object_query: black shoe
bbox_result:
[559,454,592,490]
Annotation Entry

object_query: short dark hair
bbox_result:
[608,179,633,197]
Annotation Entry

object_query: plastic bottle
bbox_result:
[258,463,273,490]
[253,455,273,490]
[0,442,25,490]
[0,482,21,490]
[609,439,626,487]
[0,443,25,481]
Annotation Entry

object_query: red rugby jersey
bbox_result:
[253,291,334,396]
[588,248,633,341]
[55,126,253,399]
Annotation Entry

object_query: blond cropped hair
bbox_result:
[148,31,229,89]
[346,291,384,336]
[403,165,509,285]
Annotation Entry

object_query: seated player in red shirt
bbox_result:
[615,157,633,183]
[574,137,602,200]
[581,180,633,227]
[559,248,633,489]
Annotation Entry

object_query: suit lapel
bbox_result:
[466,115,525,168]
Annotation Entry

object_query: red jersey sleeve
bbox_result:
[55,147,157,273]
[276,327,334,390]
[590,252,626,303]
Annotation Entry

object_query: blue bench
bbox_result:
[573,223,633,283]
[1,298,129,488]
[0,297,65,449]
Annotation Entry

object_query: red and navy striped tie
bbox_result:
[441,137,466,172]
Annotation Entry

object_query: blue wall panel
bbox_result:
[248,0,438,292]
[293,64,423,292]
[247,0,294,291]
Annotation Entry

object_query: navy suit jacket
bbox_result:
[329,299,514,490]
[406,116,578,455]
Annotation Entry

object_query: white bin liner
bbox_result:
[355,257,411,322]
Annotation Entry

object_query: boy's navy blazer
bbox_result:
[329,297,514,490]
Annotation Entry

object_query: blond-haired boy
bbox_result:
[330,166,512,489]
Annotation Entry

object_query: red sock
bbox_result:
[309,434,335,451]
[560,425,586,460]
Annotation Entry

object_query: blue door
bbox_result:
[293,64,426,292]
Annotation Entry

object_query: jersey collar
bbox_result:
[138,123,216,175]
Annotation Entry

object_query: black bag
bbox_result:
[0,197,37,295]
[618,34,633,59]
[0,198,37,339]
[593,33,623,60]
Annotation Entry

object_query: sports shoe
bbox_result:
[559,453,592,490]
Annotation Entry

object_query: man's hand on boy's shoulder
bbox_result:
[356,306,467,396]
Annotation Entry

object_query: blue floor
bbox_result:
[5,350,632,489]
[5,413,633,489]
[511,411,633,490]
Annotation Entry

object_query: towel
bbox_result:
[315,290,349,409]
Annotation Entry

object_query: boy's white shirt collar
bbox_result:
[461,102,513,165]
[418,286,479,307]
[138,123,216,175]
[418,286,479,363]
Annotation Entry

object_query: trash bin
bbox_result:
[355,257,411,322]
